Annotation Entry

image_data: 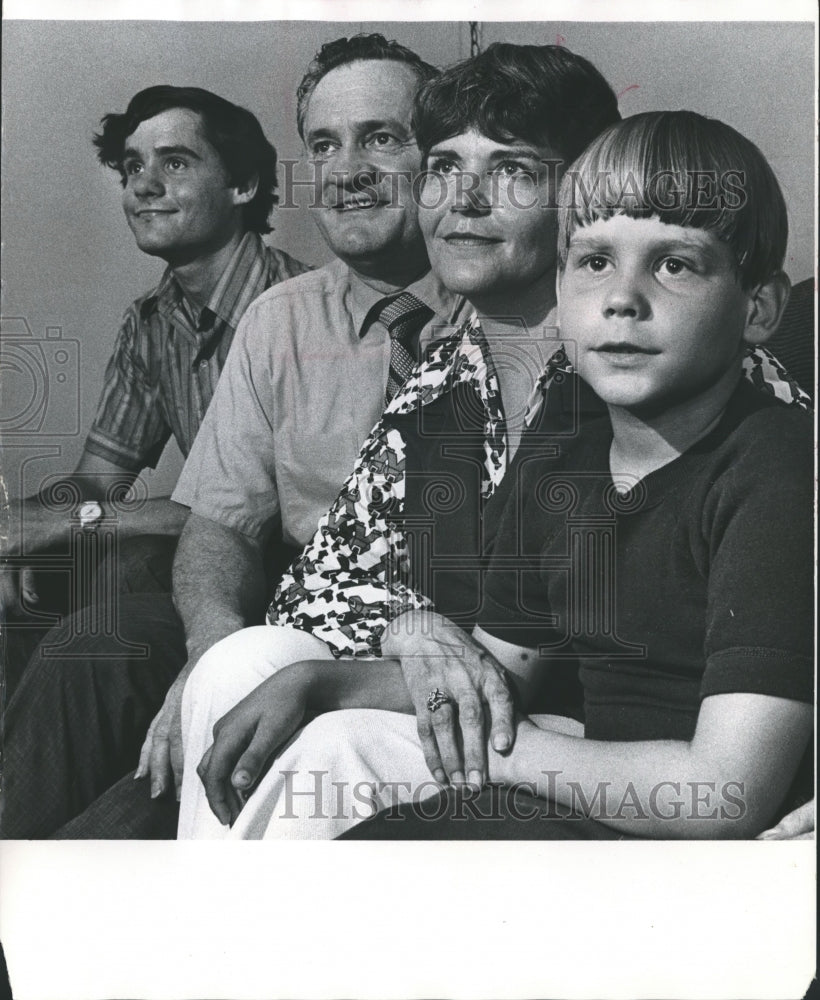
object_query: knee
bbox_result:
[184,627,274,723]
[297,710,375,759]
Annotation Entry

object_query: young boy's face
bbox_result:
[558,214,754,414]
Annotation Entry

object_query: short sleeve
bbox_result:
[172,300,280,543]
[700,410,814,704]
[83,303,171,470]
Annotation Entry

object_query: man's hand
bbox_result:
[0,566,40,620]
[196,668,310,827]
[136,670,190,800]
[382,610,515,791]
[757,799,815,840]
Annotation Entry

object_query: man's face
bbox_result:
[121,107,247,266]
[303,60,427,276]
[559,214,753,414]
[419,128,559,310]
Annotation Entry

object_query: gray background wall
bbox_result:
[1,20,815,499]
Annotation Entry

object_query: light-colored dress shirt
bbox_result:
[172,259,463,548]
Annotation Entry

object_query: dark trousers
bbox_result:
[340,786,638,840]
[0,583,185,839]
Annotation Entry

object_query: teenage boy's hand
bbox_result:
[196,668,310,827]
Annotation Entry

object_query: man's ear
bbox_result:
[742,271,791,346]
[232,173,259,207]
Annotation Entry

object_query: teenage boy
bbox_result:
[1,86,308,625]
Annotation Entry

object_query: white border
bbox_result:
[2,0,818,22]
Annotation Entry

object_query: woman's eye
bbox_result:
[369,132,395,147]
[496,161,531,178]
[428,157,457,175]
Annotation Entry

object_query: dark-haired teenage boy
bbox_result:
[1,85,308,626]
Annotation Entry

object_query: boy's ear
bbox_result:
[232,172,259,207]
[742,271,791,346]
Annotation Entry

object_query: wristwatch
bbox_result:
[76,500,104,531]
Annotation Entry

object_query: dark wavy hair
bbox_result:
[413,43,620,166]
[557,110,788,288]
[296,33,439,141]
[94,85,278,234]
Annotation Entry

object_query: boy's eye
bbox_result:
[657,257,692,276]
[124,161,142,176]
[581,254,611,273]
[166,157,187,171]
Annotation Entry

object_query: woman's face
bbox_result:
[419,128,560,309]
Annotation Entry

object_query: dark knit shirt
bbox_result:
[480,379,814,744]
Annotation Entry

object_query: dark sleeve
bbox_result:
[479,453,564,649]
[83,302,171,470]
[700,411,814,704]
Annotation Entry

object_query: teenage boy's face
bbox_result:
[558,214,754,414]
[121,107,248,267]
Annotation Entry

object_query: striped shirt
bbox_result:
[84,232,310,470]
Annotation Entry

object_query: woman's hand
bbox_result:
[196,664,313,827]
[382,611,515,791]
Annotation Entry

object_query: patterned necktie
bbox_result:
[377,292,435,403]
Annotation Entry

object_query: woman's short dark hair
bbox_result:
[414,42,620,166]
[296,33,439,141]
[94,85,278,234]
[557,110,789,289]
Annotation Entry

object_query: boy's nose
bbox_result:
[603,273,651,319]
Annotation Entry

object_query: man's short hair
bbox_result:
[556,110,789,289]
[296,33,439,141]
[94,85,278,234]
[414,43,620,166]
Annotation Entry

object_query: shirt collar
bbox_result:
[144,232,269,333]
[345,264,464,338]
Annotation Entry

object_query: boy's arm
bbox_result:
[483,633,812,838]
[499,692,811,838]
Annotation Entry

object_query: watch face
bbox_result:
[78,501,103,526]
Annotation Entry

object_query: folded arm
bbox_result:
[485,635,812,839]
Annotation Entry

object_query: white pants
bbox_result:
[179,625,581,840]
[178,625,437,840]
[178,625,335,838]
